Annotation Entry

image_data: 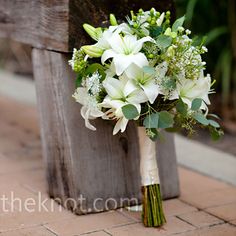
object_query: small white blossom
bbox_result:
[83,71,102,96]
[72,88,104,131]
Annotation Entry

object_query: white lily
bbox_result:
[156,12,165,26]
[72,88,104,131]
[101,34,152,76]
[102,76,148,134]
[177,71,211,110]
[126,64,160,104]
[89,23,133,52]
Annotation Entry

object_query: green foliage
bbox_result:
[85,63,106,80]
[191,98,202,111]
[122,104,139,120]
[143,113,159,128]
[192,113,209,125]
[143,66,156,75]
[155,35,172,49]
[172,16,185,32]
[158,111,174,128]
[176,99,188,116]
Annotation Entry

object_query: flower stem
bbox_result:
[142,184,166,227]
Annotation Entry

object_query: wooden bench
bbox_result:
[0,0,179,214]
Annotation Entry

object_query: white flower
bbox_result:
[93,23,133,51]
[125,64,160,104]
[101,76,148,134]
[83,71,102,96]
[156,12,165,26]
[177,70,211,110]
[101,34,152,76]
[72,88,104,131]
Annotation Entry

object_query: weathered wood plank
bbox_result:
[0,0,174,52]
[0,0,69,51]
[32,48,179,214]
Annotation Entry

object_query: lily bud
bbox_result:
[110,14,118,26]
[164,27,177,38]
[81,45,104,58]
[156,12,165,26]
[83,24,99,41]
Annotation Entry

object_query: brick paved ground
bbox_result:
[0,96,236,236]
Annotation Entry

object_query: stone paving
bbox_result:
[0,96,236,236]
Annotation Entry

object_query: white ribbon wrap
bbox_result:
[138,127,160,186]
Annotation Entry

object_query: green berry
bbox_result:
[133,23,138,28]
[166,11,171,16]
[148,54,154,59]
[150,8,155,14]
[147,16,152,23]
[151,19,156,25]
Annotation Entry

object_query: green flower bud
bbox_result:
[139,8,143,13]
[81,45,104,58]
[166,11,171,16]
[133,23,138,28]
[166,19,170,25]
[109,14,118,26]
[147,16,152,23]
[150,8,155,15]
[148,54,154,59]
[83,24,98,41]
[156,11,160,17]
[151,19,156,25]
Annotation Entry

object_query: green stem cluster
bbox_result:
[142,184,166,227]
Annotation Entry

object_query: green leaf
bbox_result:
[143,66,156,75]
[210,128,223,141]
[75,74,83,87]
[143,113,159,128]
[191,98,202,111]
[158,111,174,128]
[208,114,221,120]
[193,113,209,125]
[156,35,172,49]
[122,104,139,120]
[149,26,162,38]
[146,128,162,141]
[172,16,185,32]
[208,120,220,128]
[85,63,106,80]
[176,99,188,116]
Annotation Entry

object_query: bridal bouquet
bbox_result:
[69,8,222,227]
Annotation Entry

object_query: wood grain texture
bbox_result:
[0,0,174,52]
[0,0,69,51]
[32,49,179,213]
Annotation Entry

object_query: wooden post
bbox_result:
[1,0,179,214]
[32,49,179,213]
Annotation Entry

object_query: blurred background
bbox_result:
[0,0,235,155]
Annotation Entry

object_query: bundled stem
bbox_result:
[142,184,166,227]
[138,127,166,227]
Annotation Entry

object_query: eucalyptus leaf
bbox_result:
[85,63,105,80]
[143,113,159,128]
[149,26,163,38]
[191,98,202,111]
[122,104,139,120]
[193,113,209,125]
[176,99,188,116]
[75,74,83,88]
[208,120,220,128]
[156,35,172,49]
[143,66,156,75]
[172,16,185,32]
[158,111,174,128]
